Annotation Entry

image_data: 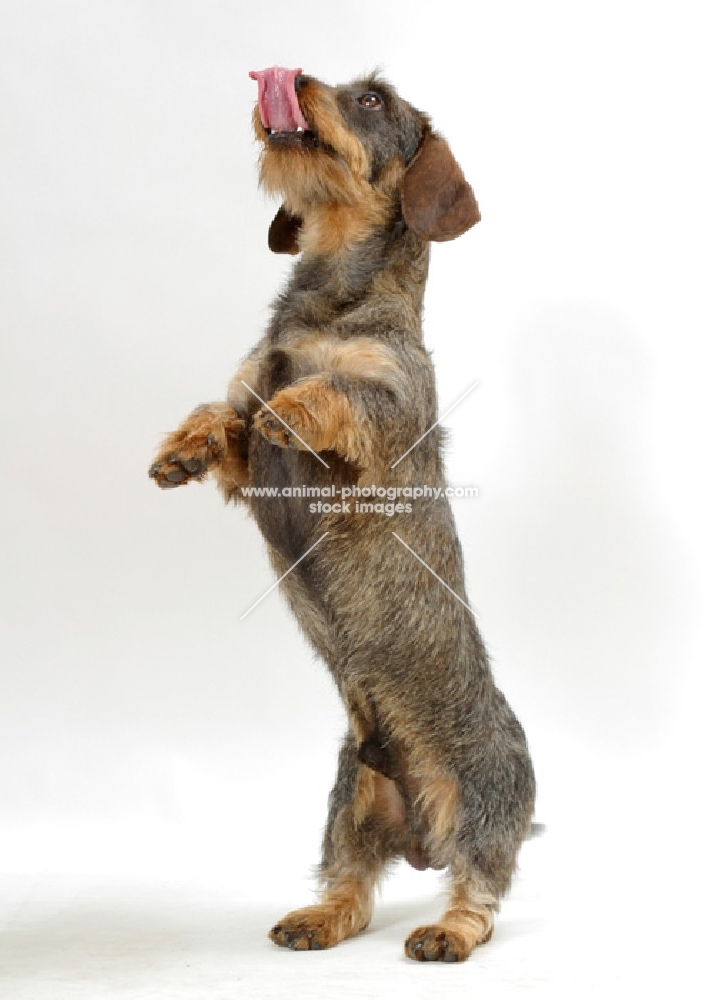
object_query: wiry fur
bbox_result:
[149,70,535,963]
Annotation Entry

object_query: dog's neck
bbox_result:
[279,214,430,325]
[298,200,392,257]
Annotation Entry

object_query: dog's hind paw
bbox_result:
[405,920,492,963]
[269,902,368,951]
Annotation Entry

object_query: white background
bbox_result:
[1,1,712,997]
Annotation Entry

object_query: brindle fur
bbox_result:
[150,71,536,963]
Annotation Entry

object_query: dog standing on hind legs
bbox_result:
[149,67,536,962]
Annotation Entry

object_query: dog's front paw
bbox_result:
[149,404,243,489]
[253,384,326,453]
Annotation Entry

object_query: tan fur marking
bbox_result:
[373,772,407,830]
[254,378,368,464]
[352,765,406,832]
[251,104,265,144]
[418,773,460,849]
[149,403,247,496]
[438,901,495,950]
[283,335,404,392]
[258,145,358,216]
[405,879,496,963]
[298,155,404,255]
[449,873,498,918]
[372,718,461,857]
[352,765,377,826]
[342,684,376,745]
[446,875,497,947]
[226,347,269,413]
[269,876,373,951]
[298,82,370,178]
[299,198,391,255]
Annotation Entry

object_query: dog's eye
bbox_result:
[358,92,383,109]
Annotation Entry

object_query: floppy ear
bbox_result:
[400,132,480,242]
[268,205,302,254]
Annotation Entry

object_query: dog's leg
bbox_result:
[150,343,270,498]
[402,735,533,961]
[404,862,498,962]
[252,363,428,468]
[269,736,404,951]
[149,402,248,500]
[253,376,367,463]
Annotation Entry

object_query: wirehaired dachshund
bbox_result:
[150,66,536,963]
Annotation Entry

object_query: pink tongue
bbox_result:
[249,67,309,132]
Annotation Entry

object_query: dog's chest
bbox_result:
[246,339,359,564]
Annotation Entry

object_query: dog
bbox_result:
[149,67,536,963]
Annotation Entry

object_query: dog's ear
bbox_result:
[268,206,302,254]
[400,132,480,242]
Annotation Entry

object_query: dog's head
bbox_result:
[249,68,480,255]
